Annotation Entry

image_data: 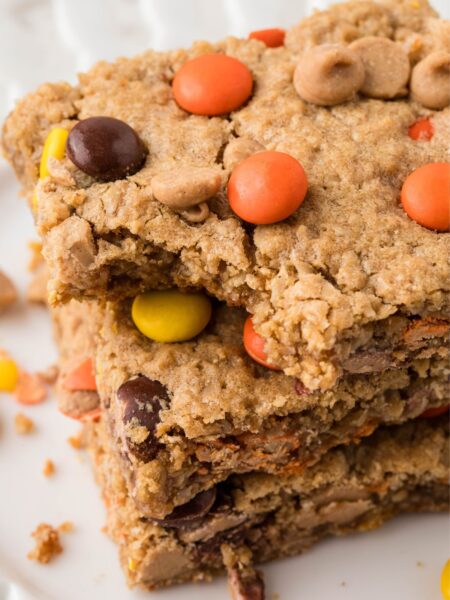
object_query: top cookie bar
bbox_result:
[2,0,450,390]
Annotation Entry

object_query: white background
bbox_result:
[0,1,449,599]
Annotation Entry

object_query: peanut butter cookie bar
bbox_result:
[86,416,449,592]
[53,299,449,519]
[3,0,450,390]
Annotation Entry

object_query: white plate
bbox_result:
[0,1,449,599]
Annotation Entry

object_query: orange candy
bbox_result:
[172,54,253,116]
[14,372,48,405]
[243,316,281,370]
[228,151,308,224]
[400,162,450,231]
[249,28,285,48]
[62,358,97,391]
[408,117,434,141]
[419,405,450,419]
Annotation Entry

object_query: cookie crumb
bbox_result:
[37,364,59,385]
[27,523,63,564]
[43,459,55,477]
[67,431,86,450]
[14,412,35,434]
[14,371,48,405]
[58,521,74,534]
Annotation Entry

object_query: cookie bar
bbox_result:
[53,298,449,519]
[3,0,449,391]
[86,416,449,591]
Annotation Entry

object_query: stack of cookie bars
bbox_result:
[2,0,449,596]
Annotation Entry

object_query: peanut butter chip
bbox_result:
[152,167,222,210]
[223,137,265,171]
[294,45,364,106]
[179,202,210,223]
[349,37,410,99]
[410,51,450,110]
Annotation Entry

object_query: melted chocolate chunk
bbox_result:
[228,567,265,600]
[153,487,217,528]
[67,116,147,181]
[117,376,169,462]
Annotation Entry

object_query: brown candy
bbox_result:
[153,487,217,528]
[117,376,170,462]
[350,37,410,99]
[66,116,147,181]
[410,51,450,110]
[294,44,364,106]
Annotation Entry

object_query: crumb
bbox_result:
[14,412,35,434]
[37,364,59,385]
[14,371,48,405]
[67,431,86,450]
[42,459,55,477]
[0,270,18,313]
[27,241,44,272]
[340,581,347,587]
[416,561,425,568]
[27,523,63,564]
[58,521,74,534]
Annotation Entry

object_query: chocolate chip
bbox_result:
[228,567,265,600]
[294,379,312,396]
[67,116,147,181]
[117,376,169,462]
[153,487,217,528]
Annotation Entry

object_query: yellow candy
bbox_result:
[132,290,212,343]
[128,558,136,572]
[31,189,38,213]
[0,356,19,392]
[442,559,450,600]
[40,127,69,179]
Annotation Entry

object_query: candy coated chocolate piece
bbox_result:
[131,290,212,343]
[117,376,170,462]
[67,116,147,181]
[173,54,253,116]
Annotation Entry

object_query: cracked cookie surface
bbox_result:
[3,0,450,390]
